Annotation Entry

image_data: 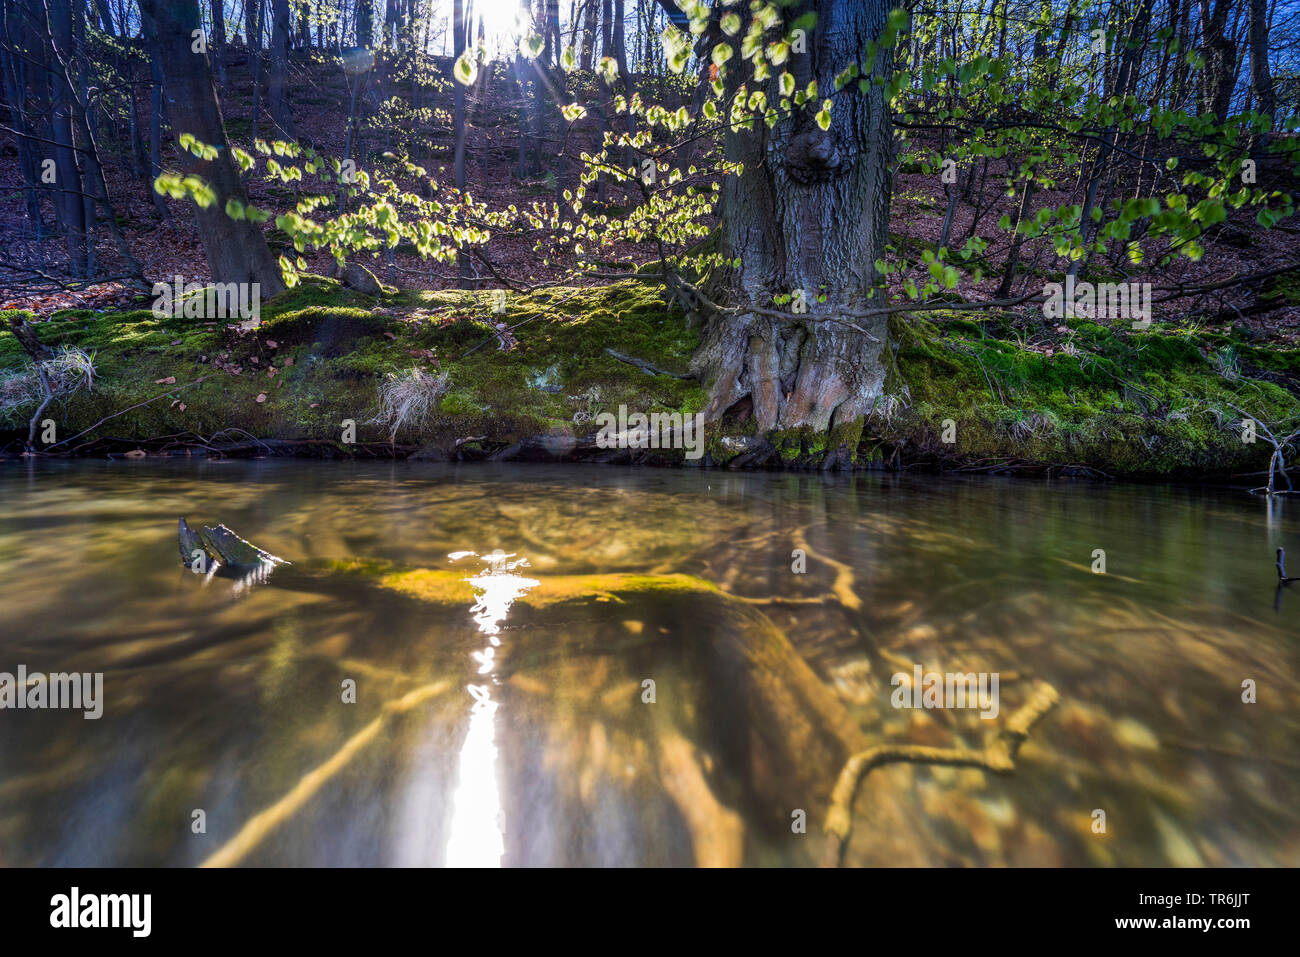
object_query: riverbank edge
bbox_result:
[3,277,1298,480]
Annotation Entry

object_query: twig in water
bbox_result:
[822,681,1058,866]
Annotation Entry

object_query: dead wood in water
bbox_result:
[822,681,1059,866]
[177,523,1056,866]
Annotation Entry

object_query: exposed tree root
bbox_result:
[821,680,1059,866]
[656,733,746,867]
[201,679,451,868]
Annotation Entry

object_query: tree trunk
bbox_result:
[210,0,227,86]
[268,0,295,137]
[453,0,469,285]
[0,2,44,233]
[147,46,171,221]
[140,0,285,294]
[692,0,894,456]
[1199,0,1237,120]
[612,0,633,192]
[47,0,88,276]
[579,0,596,71]
[93,0,116,36]
[356,0,372,47]
[1247,0,1276,119]
[249,0,263,143]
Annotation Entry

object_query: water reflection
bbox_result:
[0,461,1296,867]
[444,550,539,867]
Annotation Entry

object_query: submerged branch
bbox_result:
[822,681,1059,867]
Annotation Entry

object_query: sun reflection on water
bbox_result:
[444,550,539,867]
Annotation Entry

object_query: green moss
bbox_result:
[10,275,1300,476]
[2,280,702,453]
[885,310,1300,476]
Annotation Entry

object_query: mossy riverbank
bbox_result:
[2,276,1297,479]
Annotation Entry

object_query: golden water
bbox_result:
[0,461,1296,866]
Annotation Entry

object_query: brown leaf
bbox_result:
[256,393,268,403]
[267,340,278,348]
[178,402,187,412]
[155,376,176,385]
[283,357,294,367]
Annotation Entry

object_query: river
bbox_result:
[0,460,1296,866]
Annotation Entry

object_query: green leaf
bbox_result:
[815,99,832,131]
[454,51,477,86]
[522,32,545,59]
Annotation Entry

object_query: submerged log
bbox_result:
[177,523,865,827]
[178,518,288,571]
[173,522,1050,865]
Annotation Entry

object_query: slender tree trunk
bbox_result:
[93,0,115,36]
[148,44,170,220]
[1199,0,1237,120]
[1069,0,1155,279]
[579,0,596,70]
[249,0,263,143]
[72,1,96,276]
[0,3,44,232]
[453,0,469,285]
[595,0,612,203]
[612,0,633,194]
[210,0,227,86]
[1247,0,1276,119]
[46,0,88,275]
[356,0,372,46]
[268,0,294,137]
[140,0,285,294]
[60,4,146,282]
[693,0,894,454]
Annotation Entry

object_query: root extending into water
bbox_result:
[717,529,863,611]
[201,680,452,868]
[822,680,1059,867]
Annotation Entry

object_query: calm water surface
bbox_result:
[0,460,1296,866]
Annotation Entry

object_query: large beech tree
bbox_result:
[691,0,895,452]
[139,0,285,295]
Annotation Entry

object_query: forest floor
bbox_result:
[2,48,1299,477]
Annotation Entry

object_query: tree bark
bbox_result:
[210,0,227,87]
[1199,0,1237,120]
[692,0,895,451]
[453,0,469,285]
[579,0,596,70]
[140,0,286,294]
[1247,0,1276,119]
[249,0,263,143]
[46,0,88,276]
[0,2,44,233]
[147,45,171,221]
[268,0,295,137]
[92,0,116,37]
[356,0,372,47]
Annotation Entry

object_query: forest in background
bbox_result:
[0,0,1299,476]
